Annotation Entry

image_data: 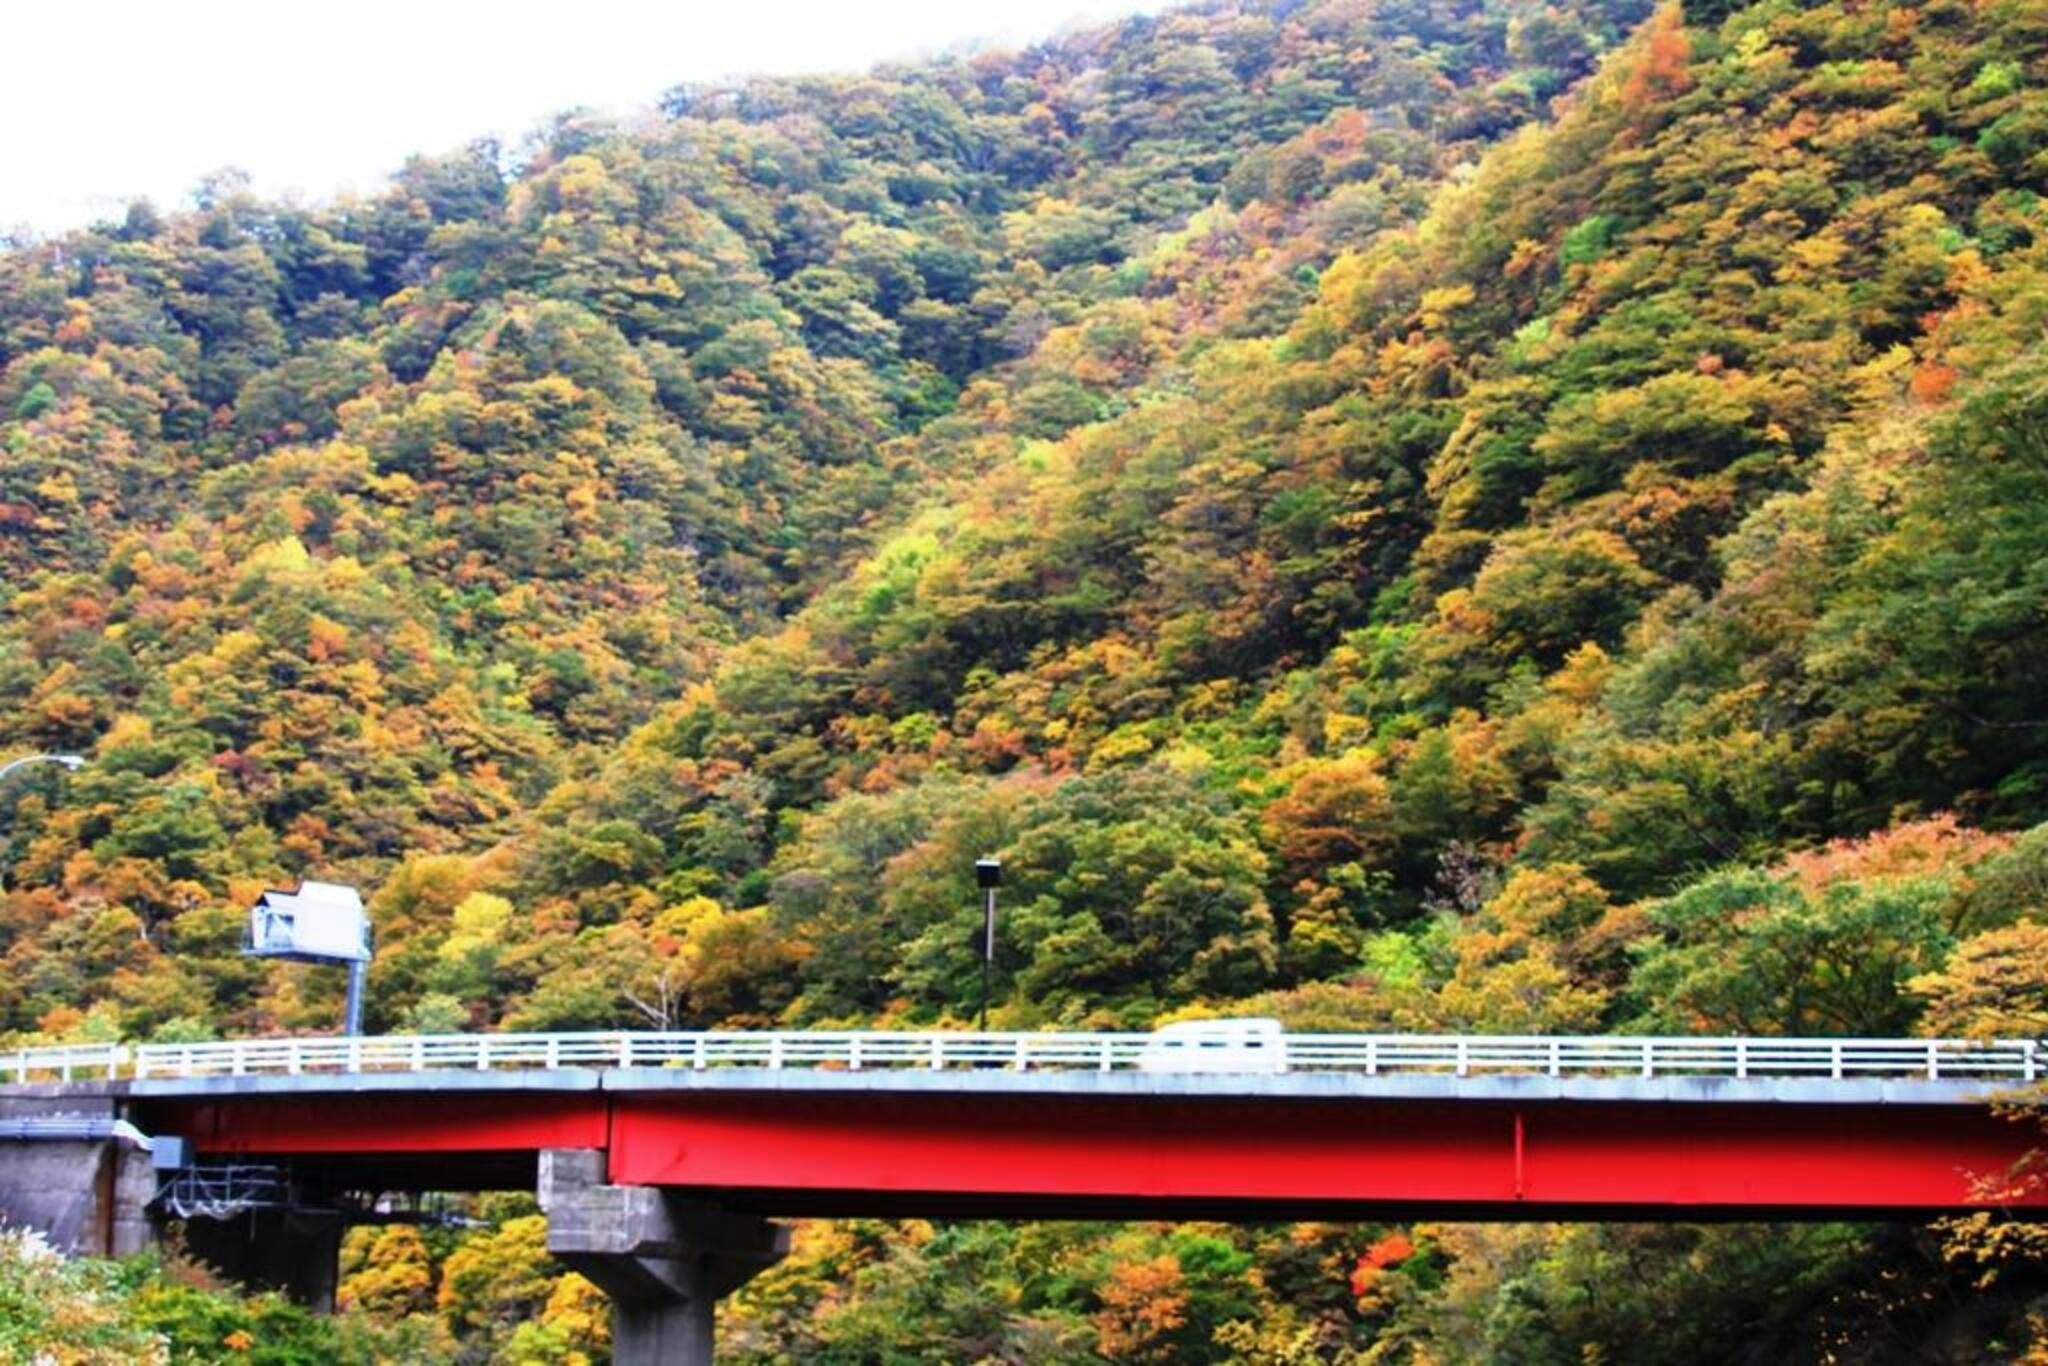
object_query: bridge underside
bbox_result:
[137,1084,2048,1222]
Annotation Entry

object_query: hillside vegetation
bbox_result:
[4,0,2048,1358]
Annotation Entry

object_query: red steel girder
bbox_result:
[139,1088,2048,1220]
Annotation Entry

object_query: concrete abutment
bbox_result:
[0,1091,154,1258]
[4,1094,786,1361]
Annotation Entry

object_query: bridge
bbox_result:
[3,1030,2044,1363]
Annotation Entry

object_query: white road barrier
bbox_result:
[0,1031,2035,1085]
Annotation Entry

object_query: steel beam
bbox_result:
[126,1076,2048,1220]
[603,1091,2048,1219]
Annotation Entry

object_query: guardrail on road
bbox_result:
[0,1032,2037,1085]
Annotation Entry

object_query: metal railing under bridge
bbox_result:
[0,1032,2039,1086]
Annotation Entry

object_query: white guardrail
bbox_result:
[0,1032,2038,1085]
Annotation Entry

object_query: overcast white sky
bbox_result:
[3,0,1178,236]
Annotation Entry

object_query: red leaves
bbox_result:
[1350,1230,1416,1297]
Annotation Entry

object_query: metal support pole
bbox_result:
[978,885,995,1032]
[343,960,366,1038]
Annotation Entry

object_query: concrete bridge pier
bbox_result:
[539,1149,787,1365]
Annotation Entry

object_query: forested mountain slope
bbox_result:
[0,0,1657,1035]
[4,0,2048,1358]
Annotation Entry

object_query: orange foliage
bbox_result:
[1780,814,2011,893]
[1350,1230,1416,1297]
[306,614,350,662]
[1621,7,1693,111]
[1261,752,1396,885]
[1094,1255,1189,1362]
[1910,361,1959,405]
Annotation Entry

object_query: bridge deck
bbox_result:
[78,1063,2042,1223]
[9,1034,2042,1223]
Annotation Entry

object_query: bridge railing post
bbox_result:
[1830,1042,1842,1080]
[1927,1041,1939,1080]
[1455,1039,1468,1078]
[1548,1039,1560,1079]
[2026,1040,2038,1084]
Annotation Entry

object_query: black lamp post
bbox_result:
[0,754,85,894]
[975,856,1002,1031]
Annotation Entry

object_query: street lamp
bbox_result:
[975,857,1002,1032]
[0,754,86,892]
[0,754,86,783]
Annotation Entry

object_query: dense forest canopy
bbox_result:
[4,0,2048,1357]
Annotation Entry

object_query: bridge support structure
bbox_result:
[179,1208,344,1312]
[0,1092,156,1258]
[539,1149,788,1366]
